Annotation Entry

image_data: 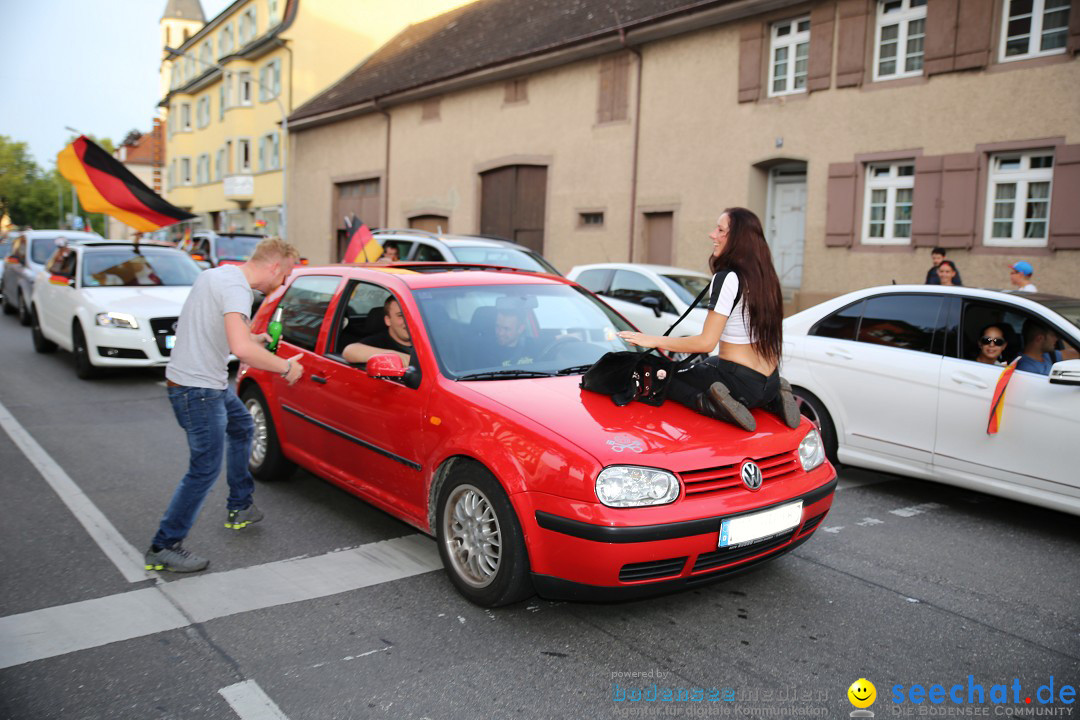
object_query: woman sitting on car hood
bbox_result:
[618,207,798,432]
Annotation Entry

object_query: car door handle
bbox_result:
[950,373,988,389]
[825,348,853,360]
[311,375,327,384]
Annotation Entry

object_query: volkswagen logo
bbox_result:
[740,460,763,491]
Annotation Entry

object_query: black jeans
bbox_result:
[668,356,780,410]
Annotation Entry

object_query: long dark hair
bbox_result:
[708,207,783,365]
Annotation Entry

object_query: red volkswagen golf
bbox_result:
[238,264,836,607]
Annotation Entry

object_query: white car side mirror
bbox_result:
[1049,359,1080,386]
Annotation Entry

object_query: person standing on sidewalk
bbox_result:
[145,237,304,573]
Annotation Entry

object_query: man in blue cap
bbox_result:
[1008,261,1037,292]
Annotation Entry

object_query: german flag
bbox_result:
[986,358,1019,435]
[57,135,195,232]
[341,215,382,263]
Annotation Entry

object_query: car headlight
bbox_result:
[96,312,139,330]
[595,466,679,508]
[798,429,826,472]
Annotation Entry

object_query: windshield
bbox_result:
[1040,300,1080,332]
[450,246,560,275]
[82,249,202,287]
[215,235,262,261]
[413,283,641,379]
[660,274,710,305]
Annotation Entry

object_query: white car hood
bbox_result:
[80,286,191,317]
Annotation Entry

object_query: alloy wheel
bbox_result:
[442,484,502,589]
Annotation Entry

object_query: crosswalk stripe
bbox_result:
[219,680,291,720]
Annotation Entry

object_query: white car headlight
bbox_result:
[595,466,679,508]
[798,429,826,472]
[96,312,139,330]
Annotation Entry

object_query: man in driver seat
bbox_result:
[343,296,413,365]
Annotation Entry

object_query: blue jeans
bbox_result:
[152,386,255,549]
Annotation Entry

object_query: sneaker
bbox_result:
[705,382,757,432]
[144,543,209,573]
[225,502,264,530]
[766,378,801,429]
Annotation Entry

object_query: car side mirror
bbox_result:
[367,353,407,379]
[1049,359,1080,386]
[640,296,663,318]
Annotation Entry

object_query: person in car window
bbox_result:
[494,306,540,366]
[618,207,799,432]
[974,324,1009,365]
[146,238,303,574]
[935,260,962,287]
[1017,320,1064,375]
[343,296,413,365]
[379,245,400,263]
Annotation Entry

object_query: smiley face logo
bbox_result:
[848,678,877,709]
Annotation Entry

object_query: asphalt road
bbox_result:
[0,309,1077,720]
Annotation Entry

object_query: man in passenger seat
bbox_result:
[493,307,540,366]
[343,296,413,365]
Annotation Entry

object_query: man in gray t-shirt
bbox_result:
[146,238,304,573]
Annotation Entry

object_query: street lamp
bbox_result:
[163,46,288,239]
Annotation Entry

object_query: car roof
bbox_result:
[76,241,181,251]
[292,263,570,290]
[570,262,711,277]
[21,230,102,241]
[836,283,1078,304]
[373,229,535,251]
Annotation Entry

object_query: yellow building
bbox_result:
[158,0,471,239]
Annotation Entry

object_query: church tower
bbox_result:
[160,0,206,99]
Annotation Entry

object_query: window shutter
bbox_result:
[835,0,869,88]
[612,53,630,122]
[808,2,836,92]
[825,162,857,247]
[924,0,958,76]
[1049,144,1080,250]
[953,0,994,70]
[598,56,614,122]
[1069,0,1080,54]
[738,23,764,103]
[938,153,979,249]
[912,155,944,247]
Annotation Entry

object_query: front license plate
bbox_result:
[165,335,176,349]
[719,501,802,549]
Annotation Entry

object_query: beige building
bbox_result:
[157,0,471,240]
[287,0,1080,306]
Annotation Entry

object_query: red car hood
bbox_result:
[460,375,804,471]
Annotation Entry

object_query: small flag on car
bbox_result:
[986,358,1019,435]
[57,136,195,232]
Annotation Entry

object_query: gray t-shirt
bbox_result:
[166,265,253,389]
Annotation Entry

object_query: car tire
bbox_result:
[241,385,296,482]
[17,292,32,326]
[72,322,99,380]
[31,306,57,353]
[791,387,839,467]
[435,463,532,608]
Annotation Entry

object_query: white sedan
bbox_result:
[567,263,714,356]
[782,284,1080,515]
[30,241,201,379]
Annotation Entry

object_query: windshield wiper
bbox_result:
[555,364,594,376]
[457,369,555,380]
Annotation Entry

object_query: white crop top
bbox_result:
[705,271,751,345]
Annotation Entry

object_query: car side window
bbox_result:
[46,249,68,275]
[856,294,945,354]
[810,300,865,340]
[276,275,341,352]
[10,236,26,263]
[332,281,395,356]
[574,269,612,294]
[413,243,444,262]
[960,300,1078,366]
[609,270,676,314]
[55,251,77,279]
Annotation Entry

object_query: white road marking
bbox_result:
[890,502,946,517]
[0,398,149,583]
[856,517,884,526]
[219,680,290,720]
[0,535,441,670]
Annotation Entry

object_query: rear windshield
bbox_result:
[82,249,202,287]
[216,235,262,261]
[450,246,559,275]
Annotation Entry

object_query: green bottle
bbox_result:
[267,307,283,353]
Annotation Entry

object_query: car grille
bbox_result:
[691,530,796,573]
[678,450,802,497]
[150,317,178,356]
[619,557,688,582]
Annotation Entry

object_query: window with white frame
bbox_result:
[863,162,915,244]
[238,72,253,106]
[199,41,213,71]
[180,103,192,131]
[259,59,281,102]
[1001,0,1071,61]
[219,23,234,58]
[239,7,257,44]
[196,154,210,185]
[184,54,195,81]
[215,148,225,181]
[768,16,810,97]
[196,96,211,128]
[168,160,175,191]
[181,157,192,185]
[268,0,281,23]
[874,0,926,80]
[985,151,1054,246]
[223,72,233,108]
[258,132,280,171]
[218,85,225,120]
[237,139,252,173]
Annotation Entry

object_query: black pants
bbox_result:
[668,357,780,410]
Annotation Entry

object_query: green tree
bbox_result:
[0,135,60,228]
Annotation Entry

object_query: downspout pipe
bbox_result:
[620,26,643,263]
[373,97,391,226]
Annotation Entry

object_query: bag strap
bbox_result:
[662,279,713,337]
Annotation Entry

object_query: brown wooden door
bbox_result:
[644,211,673,266]
[333,179,382,260]
[480,165,547,253]
[409,215,449,233]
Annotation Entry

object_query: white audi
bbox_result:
[30,241,201,379]
[782,285,1080,516]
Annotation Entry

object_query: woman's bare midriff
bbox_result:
[718,342,776,377]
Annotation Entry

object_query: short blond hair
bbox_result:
[251,237,300,263]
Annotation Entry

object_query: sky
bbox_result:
[1,0,233,168]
